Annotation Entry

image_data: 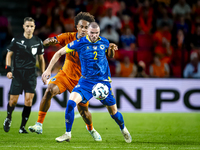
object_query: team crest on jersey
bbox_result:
[51,78,56,81]
[93,46,97,50]
[21,40,24,44]
[69,41,74,47]
[87,46,89,50]
[100,45,105,50]
[31,48,37,55]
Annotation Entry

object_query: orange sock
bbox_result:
[37,111,47,124]
[86,123,93,131]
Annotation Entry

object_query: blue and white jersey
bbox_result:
[65,35,112,82]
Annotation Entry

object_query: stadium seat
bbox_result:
[171,65,182,78]
[137,34,153,49]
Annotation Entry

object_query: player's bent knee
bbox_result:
[25,99,33,106]
[46,84,60,97]
[9,100,17,107]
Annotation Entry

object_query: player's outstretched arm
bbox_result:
[107,43,118,58]
[5,51,13,79]
[42,46,66,84]
[43,37,60,46]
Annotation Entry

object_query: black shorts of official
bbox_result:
[9,68,37,95]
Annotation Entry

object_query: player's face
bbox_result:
[23,21,35,36]
[77,20,90,38]
[88,26,100,42]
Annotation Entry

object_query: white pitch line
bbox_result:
[0,146,199,149]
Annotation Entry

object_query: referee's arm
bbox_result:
[38,54,45,74]
[5,51,13,79]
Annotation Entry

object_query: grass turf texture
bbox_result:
[0,111,200,150]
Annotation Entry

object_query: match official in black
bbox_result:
[3,17,45,133]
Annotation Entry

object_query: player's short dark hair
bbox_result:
[24,17,35,23]
[89,22,99,28]
[74,12,95,28]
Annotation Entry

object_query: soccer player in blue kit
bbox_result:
[42,22,132,143]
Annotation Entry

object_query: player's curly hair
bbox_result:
[74,12,95,28]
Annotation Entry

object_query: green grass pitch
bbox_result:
[0,111,200,150]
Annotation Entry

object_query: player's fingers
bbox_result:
[42,77,46,85]
[114,45,118,51]
[46,75,50,79]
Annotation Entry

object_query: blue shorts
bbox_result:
[72,77,116,106]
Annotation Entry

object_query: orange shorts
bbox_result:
[48,70,89,107]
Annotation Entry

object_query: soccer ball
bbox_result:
[92,83,109,100]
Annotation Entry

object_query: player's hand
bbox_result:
[48,38,60,44]
[109,43,118,51]
[42,70,51,85]
[7,72,13,79]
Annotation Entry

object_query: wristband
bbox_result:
[5,65,11,73]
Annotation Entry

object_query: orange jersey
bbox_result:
[55,32,81,81]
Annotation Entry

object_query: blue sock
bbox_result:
[65,100,76,132]
[111,112,125,130]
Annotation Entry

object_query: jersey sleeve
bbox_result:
[65,39,81,53]
[56,32,77,47]
[7,38,16,52]
[37,38,44,55]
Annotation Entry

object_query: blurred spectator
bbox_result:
[135,60,149,78]
[0,9,12,66]
[191,15,200,34]
[61,8,76,32]
[46,6,63,31]
[184,52,200,78]
[86,0,102,17]
[115,56,137,77]
[156,7,173,30]
[174,14,190,35]
[31,5,47,31]
[117,1,133,18]
[120,27,136,50]
[172,0,191,20]
[149,55,170,78]
[100,24,119,44]
[190,25,200,50]
[137,0,153,34]
[153,22,173,64]
[86,0,107,22]
[120,15,134,33]
[172,28,189,50]
[104,0,121,16]
[48,25,63,47]
[69,0,86,15]
[156,0,171,6]
[99,8,121,31]
[191,0,200,16]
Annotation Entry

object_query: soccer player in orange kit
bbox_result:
[28,12,118,141]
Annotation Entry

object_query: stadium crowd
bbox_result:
[1,0,200,78]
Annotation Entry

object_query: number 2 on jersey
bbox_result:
[93,51,97,60]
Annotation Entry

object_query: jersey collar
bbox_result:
[86,35,101,43]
